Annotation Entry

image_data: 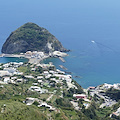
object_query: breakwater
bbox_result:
[59,57,65,63]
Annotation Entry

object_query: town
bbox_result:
[0,51,120,119]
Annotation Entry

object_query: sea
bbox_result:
[0,57,28,64]
[0,0,120,88]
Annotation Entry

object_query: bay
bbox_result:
[0,0,120,88]
[0,57,28,64]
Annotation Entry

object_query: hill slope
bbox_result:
[1,22,68,54]
[0,100,47,120]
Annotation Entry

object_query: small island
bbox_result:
[1,22,69,64]
[1,22,69,54]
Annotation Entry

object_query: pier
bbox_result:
[59,57,65,63]
[59,65,68,70]
[0,54,4,57]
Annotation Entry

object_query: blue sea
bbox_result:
[0,57,28,64]
[0,0,120,88]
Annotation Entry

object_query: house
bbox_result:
[56,69,65,74]
[50,78,56,81]
[103,83,113,89]
[38,102,55,111]
[25,51,32,56]
[29,86,48,94]
[43,71,49,76]
[4,68,16,74]
[45,74,51,79]
[3,77,10,84]
[38,80,42,83]
[49,70,55,74]
[31,68,36,71]
[66,78,72,83]
[9,80,16,84]
[54,74,72,81]
[11,77,17,80]
[71,101,79,110]
[3,63,10,68]
[111,107,120,118]
[73,94,87,99]
[29,86,42,92]
[32,83,38,86]
[16,79,23,83]
[24,97,36,105]
[25,75,34,79]
[67,82,77,89]
[0,71,11,76]
[89,86,95,91]
[0,81,7,84]
[37,76,43,79]
[111,112,119,118]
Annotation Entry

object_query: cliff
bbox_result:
[1,22,68,54]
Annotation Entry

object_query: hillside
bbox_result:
[0,61,119,119]
[1,22,68,54]
[0,100,47,120]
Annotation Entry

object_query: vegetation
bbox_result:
[0,62,119,120]
[56,98,72,108]
[17,63,43,75]
[0,101,47,120]
[2,22,67,54]
[105,88,120,101]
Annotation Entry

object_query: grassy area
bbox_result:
[17,66,30,74]
[51,95,58,103]
[63,109,79,120]
[96,107,112,118]
[0,100,47,120]
[40,94,50,100]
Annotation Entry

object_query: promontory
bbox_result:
[1,22,68,54]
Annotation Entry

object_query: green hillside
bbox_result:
[2,22,68,54]
[0,100,47,120]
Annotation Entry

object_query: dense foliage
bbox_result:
[56,98,72,108]
[105,88,120,101]
[0,101,47,120]
[2,22,67,54]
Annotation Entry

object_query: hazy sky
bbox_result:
[0,0,120,51]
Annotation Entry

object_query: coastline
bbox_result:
[0,51,68,65]
[0,54,49,64]
[28,55,49,64]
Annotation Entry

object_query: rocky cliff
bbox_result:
[1,22,68,54]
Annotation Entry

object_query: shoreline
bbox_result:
[0,53,120,89]
[0,54,49,64]
[0,51,68,64]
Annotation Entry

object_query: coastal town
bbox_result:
[0,51,120,119]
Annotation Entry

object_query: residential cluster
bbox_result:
[0,62,23,84]
[0,60,86,111]
[88,83,119,108]
[0,53,120,119]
